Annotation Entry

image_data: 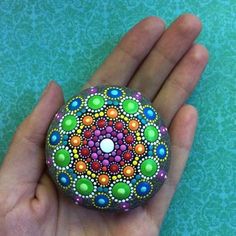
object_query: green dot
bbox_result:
[112,182,131,200]
[141,159,158,177]
[122,99,139,114]
[76,178,94,196]
[144,125,159,142]
[55,149,71,167]
[88,95,105,110]
[62,115,77,131]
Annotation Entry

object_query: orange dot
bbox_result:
[98,174,109,185]
[123,166,134,177]
[107,108,118,119]
[76,161,86,172]
[135,144,145,155]
[82,116,93,126]
[128,119,139,131]
[70,136,81,147]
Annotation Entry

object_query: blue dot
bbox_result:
[58,173,70,187]
[107,88,122,98]
[68,98,82,111]
[156,144,167,159]
[49,131,61,145]
[144,107,156,120]
[95,194,109,207]
[136,182,151,196]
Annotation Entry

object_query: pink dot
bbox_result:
[102,160,109,166]
[117,133,123,139]
[115,156,121,162]
[91,153,98,159]
[106,126,113,133]
[88,141,94,147]
[95,130,100,136]
[120,145,127,151]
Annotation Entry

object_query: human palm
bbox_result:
[0,14,208,236]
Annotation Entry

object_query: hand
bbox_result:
[0,14,208,236]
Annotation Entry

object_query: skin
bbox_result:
[0,14,208,236]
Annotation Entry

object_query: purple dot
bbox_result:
[88,141,94,147]
[157,169,167,182]
[111,131,117,137]
[113,137,117,142]
[112,151,116,156]
[46,157,53,166]
[117,133,123,139]
[97,150,102,155]
[99,156,104,161]
[95,142,100,147]
[101,130,106,135]
[115,156,121,162]
[88,87,98,94]
[95,130,101,136]
[91,153,98,159]
[104,154,109,158]
[55,112,63,121]
[120,145,127,151]
[106,133,111,138]
[92,147,97,152]
[102,160,109,166]
[160,125,167,135]
[115,144,119,149]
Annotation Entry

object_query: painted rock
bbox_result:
[45,86,170,212]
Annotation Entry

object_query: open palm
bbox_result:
[0,14,208,236]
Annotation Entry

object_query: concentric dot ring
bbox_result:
[46,85,170,212]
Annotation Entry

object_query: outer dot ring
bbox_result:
[45,85,170,212]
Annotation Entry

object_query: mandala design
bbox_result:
[46,86,170,212]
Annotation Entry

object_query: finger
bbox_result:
[83,16,165,89]
[128,14,202,100]
[153,44,208,126]
[0,81,64,196]
[145,105,198,228]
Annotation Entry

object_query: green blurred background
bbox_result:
[0,1,235,235]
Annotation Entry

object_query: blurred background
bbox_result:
[0,1,235,235]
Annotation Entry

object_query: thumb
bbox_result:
[0,81,64,199]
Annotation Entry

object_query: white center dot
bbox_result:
[100,138,114,153]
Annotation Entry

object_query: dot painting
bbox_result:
[46,86,170,212]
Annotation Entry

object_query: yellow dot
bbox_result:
[132,161,138,165]
[121,115,124,118]
[95,113,99,118]
[136,132,140,136]
[80,125,84,129]
[99,112,104,116]
[137,137,141,141]
[112,176,117,180]
[124,117,128,121]
[91,173,96,178]
[74,154,79,158]
[73,149,77,154]
[87,171,91,175]
[117,174,122,178]
[77,130,82,134]
[135,157,139,161]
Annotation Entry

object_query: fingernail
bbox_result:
[41,81,54,99]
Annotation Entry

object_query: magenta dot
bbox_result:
[95,130,101,136]
[112,131,117,137]
[117,150,122,155]
[93,136,98,142]
[115,156,121,162]
[120,145,127,151]
[109,157,114,162]
[117,133,123,139]
[88,141,94,147]
[99,156,104,161]
[106,126,113,133]
[91,153,98,159]
[102,160,109,166]
[118,140,123,145]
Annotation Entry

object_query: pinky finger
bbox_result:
[145,104,198,228]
